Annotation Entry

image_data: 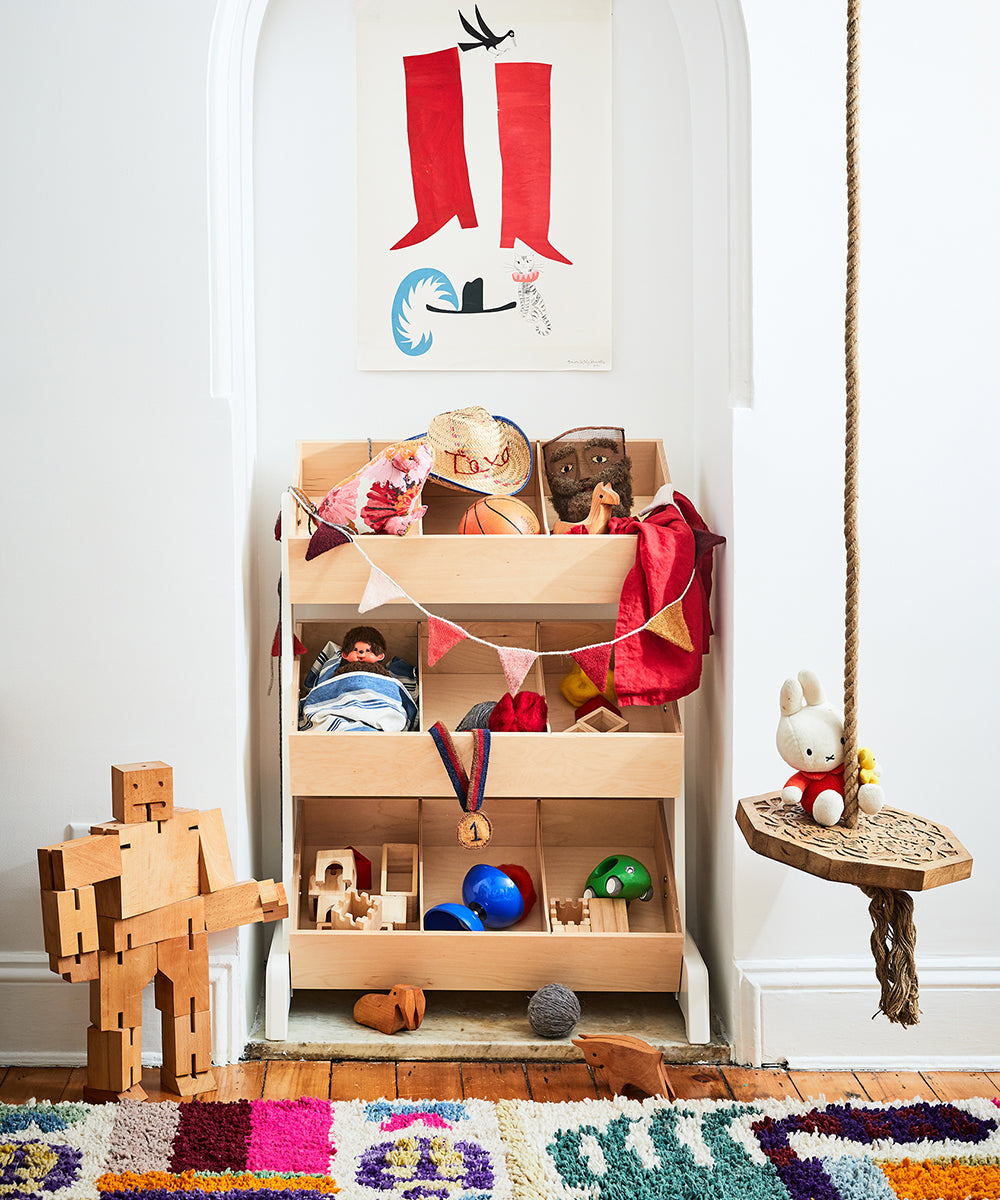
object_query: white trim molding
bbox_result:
[0,952,243,1068]
[736,956,1000,1069]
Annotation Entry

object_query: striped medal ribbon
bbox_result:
[429,721,493,848]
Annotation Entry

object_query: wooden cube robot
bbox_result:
[37,760,288,1102]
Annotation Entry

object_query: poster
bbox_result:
[356,0,612,371]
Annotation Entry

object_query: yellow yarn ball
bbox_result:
[559,665,615,708]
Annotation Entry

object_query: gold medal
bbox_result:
[457,810,492,849]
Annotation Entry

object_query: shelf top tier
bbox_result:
[285,438,670,607]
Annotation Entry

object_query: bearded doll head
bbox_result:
[542,427,633,523]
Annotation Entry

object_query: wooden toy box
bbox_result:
[289,618,683,800]
[285,438,671,606]
[288,794,683,993]
[268,436,711,1044]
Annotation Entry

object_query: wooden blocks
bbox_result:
[85,1024,142,1098]
[308,848,357,923]
[317,888,383,931]
[38,837,121,892]
[93,818,201,920]
[567,709,630,734]
[40,885,99,958]
[155,932,210,1015]
[197,808,237,893]
[588,898,630,933]
[38,758,289,1101]
[98,896,205,954]
[89,945,156,1030]
[353,984,426,1034]
[550,898,592,933]
[111,760,173,823]
[381,843,419,928]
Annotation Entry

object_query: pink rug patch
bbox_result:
[380,1111,453,1133]
[247,1097,333,1173]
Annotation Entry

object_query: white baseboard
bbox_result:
[735,956,1000,1069]
[0,952,245,1068]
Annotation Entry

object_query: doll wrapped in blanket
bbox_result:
[298,627,419,733]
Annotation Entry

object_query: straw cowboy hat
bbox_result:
[419,406,532,496]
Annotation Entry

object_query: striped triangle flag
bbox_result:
[571,642,613,693]
[359,566,407,614]
[497,646,538,695]
[427,616,468,666]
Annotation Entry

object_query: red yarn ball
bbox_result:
[488,691,548,732]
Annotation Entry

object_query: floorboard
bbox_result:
[461,1062,531,1101]
[787,1071,867,1102]
[525,1062,598,1102]
[721,1066,801,1101]
[262,1060,332,1100]
[397,1060,463,1101]
[853,1071,931,1102]
[921,1070,998,1101]
[1,1063,998,1105]
[330,1061,397,1101]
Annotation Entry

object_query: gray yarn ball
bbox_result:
[457,701,497,731]
[527,983,581,1038]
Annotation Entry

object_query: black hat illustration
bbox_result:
[427,278,516,315]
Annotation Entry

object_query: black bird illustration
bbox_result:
[458,6,515,53]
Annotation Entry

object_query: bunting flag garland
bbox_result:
[359,566,407,613]
[570,643,613,693]
[427,615,468,665]
[304,522,350,561]
[497,646,539,696]
[646,601,694,652]
[284,487,705,679]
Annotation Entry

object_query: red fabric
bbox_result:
[271,624,307,657]
[784,767,845,818]
[608,493,720,706]
[392,48,478,251]
[498,863,537,921]
[488,691,548,732]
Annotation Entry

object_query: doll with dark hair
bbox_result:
[332,626,393,677]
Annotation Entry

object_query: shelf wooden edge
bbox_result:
[736,792,973,892]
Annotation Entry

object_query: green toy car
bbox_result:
[583,855,654,902]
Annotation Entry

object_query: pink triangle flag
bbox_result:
[497,646,539,696]
[359,566,407,614]
[427,616,468,666]
[571,643,613,694]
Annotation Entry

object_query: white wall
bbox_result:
[0,2,261,1065]
[1,0,996,1071]
[731,0,1000,1064]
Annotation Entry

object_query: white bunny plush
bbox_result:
[776,669,885,827]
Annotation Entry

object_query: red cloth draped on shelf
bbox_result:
[568,491,723,706]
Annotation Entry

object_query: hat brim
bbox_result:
[411,414,533,496]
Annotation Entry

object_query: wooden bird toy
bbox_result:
[572,1032,675,1100]
[552,483,620,535]
[353,984,426,1035]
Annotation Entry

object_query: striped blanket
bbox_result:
[299,641,419,733]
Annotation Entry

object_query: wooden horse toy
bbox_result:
[572,1032,675,1100]
[353,984,426,1034]
[552,483,621,535]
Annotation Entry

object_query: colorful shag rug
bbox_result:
[3,1094,1000,1198]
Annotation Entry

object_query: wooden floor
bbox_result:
[2,1062,998,1105]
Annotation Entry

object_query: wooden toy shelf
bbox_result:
[266,438,711,1047]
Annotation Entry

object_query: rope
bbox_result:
[862,887,921,1027]
[842,0,861,829]
[843,2,920,1027]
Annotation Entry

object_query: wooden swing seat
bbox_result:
[736,794,972,892]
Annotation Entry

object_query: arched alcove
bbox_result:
[208,0,751,1045]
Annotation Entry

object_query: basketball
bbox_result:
[458,495,541,535]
